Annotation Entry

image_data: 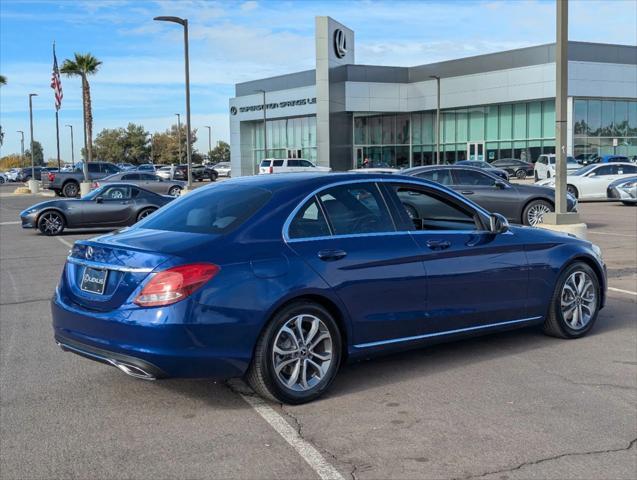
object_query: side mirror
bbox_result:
[96,197,103,204]
[494,180,507,189]
[489,213,509,234]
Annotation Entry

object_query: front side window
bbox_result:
[100,185,132,200]
[593,165,612,176]
[300,160,314,167]
[318,183,394,236]
[287,160,300,167]
[88,163,101,173]
[288,198,331,239]
[390,184,479,231]
[122,173,140,180]
[416,169,453,186]
[453,169,497,186]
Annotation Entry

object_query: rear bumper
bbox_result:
[51,295,252,380]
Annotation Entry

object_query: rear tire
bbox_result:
[38,211,65,236]
[534,171,539,181]
[246,301,342,404]
[567,184,579,198]
[543,262,600,339]
[62,181,79,198]
[523,199,553,226]
[168,186,181,196]
[136,208,156,222]
[516,169,527,180]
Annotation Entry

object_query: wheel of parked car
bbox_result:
[515,169,527,180]
[543,262,600,339]
[168,186,182,196]
[136,208,156,222]
[523,199,553,226]
[622,201,636,206]
[0,176,5,184]
[534,171,539,181]
[566,184,579,199]
[62,181,79,198]
[37,210,65,236]
[246,301,342,404]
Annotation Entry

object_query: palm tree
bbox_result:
[60,53,102,180]
[0,75,6,85]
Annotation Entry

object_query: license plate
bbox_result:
[80,267,108,295]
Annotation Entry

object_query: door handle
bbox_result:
[426,240,451,250]
[460,190,474,195]
[317,249,347,261]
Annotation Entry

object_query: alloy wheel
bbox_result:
[527,203,552,226]
[272,314,333,392]
[168,186,181,196]
[39,212,63,235]
[138,209,154,220]
[560,270,597,330]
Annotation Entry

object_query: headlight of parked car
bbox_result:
[591,243,603,260]
[619,181,636,189]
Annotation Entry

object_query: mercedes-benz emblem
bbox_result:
[334,28,347,59]
[230,106,238,115]
[86,246,94,259]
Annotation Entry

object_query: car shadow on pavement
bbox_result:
[326,308,633,400]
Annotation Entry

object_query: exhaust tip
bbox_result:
[111,361,156,381]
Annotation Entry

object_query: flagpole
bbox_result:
[53,41,61,171]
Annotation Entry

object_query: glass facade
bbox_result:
[353,100,557,168]
[573,98,637,160]
[251,116,317,164]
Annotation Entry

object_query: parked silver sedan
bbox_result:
[94,172,186,196]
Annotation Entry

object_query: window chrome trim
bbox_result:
[67,256,154,273]
[353,316,542,349]
[282,177,491,243]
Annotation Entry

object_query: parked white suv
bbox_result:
[259,158,331,174]
[534,154,580,180]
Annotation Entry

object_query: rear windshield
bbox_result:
[138,184,272,234]
[260,160,271,167]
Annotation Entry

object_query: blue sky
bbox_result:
[1,0,635,161]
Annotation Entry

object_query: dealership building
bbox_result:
[229,17,637,175]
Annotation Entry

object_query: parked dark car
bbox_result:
[607,176,637,205]
[402,165,577,226]
[174,164,218,182]
[490,158,535,179]
[20,183,174,236]
[575,153,599,165]
[94,172,186,196]
[597,155,632,164]
[136,164,156,172]
[456,160,509,180]
[51,173,605,404]
[16,166,45,182]
[42,161,121,197]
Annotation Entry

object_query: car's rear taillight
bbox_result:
[269,166,273,174]
[92,181,100,189]
[134,263,220,307]
[48,173,56,182]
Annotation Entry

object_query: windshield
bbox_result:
[137,184,272,235]
[571,164,598,176]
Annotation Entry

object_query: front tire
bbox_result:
[246,301,342,404]
[622,201,636,206]
[38,211,65,236]
[516,169,527,180]
[168,186,181,196]
[523,199,553,226]
[567,184,579,199]
[543,262,600,339]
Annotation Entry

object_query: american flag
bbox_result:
[51,43,63,111]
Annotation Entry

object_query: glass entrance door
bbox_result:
[355,147,364,169]
[287,149,302,159]
[467,142,485,161]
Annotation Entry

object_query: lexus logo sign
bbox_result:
[230,106,237,115]
[334,28,347,58]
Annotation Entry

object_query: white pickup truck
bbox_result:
[259,158,331,174]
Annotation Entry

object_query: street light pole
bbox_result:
[430,75,441,165]
[555,0,568,216]
[17,130,24,167]
[175,113,182,163]
[65,124,75,169]
[154,15,193,189]
[28,93,38,191]
[256,89,268,160]
[205,126,212,161]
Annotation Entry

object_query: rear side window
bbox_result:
[453,169,496,186]
[122,173,140,180]
[317,183,394,235]
[288,198,331,239]
[139,185,272,235]
[416,169,453,185]
[88,163,101,173]
[273,160,284,167]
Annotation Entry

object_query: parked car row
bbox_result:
[46,172,606,404]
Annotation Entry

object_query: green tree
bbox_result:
[25,141,44,165]
[0,75,6,85]
[209,141,230,163]
[150,124,198,164]
[94,123,150,164]
[60,53,102,179]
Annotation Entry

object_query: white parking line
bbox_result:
[0,221,20,225]
[589,231,637,238]
[56,237,73,249]
[608,287,637,297]
[237,387,344,480]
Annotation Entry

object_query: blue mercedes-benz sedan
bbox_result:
[52,173,606,404]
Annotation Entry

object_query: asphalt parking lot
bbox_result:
[1,181,635,480]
